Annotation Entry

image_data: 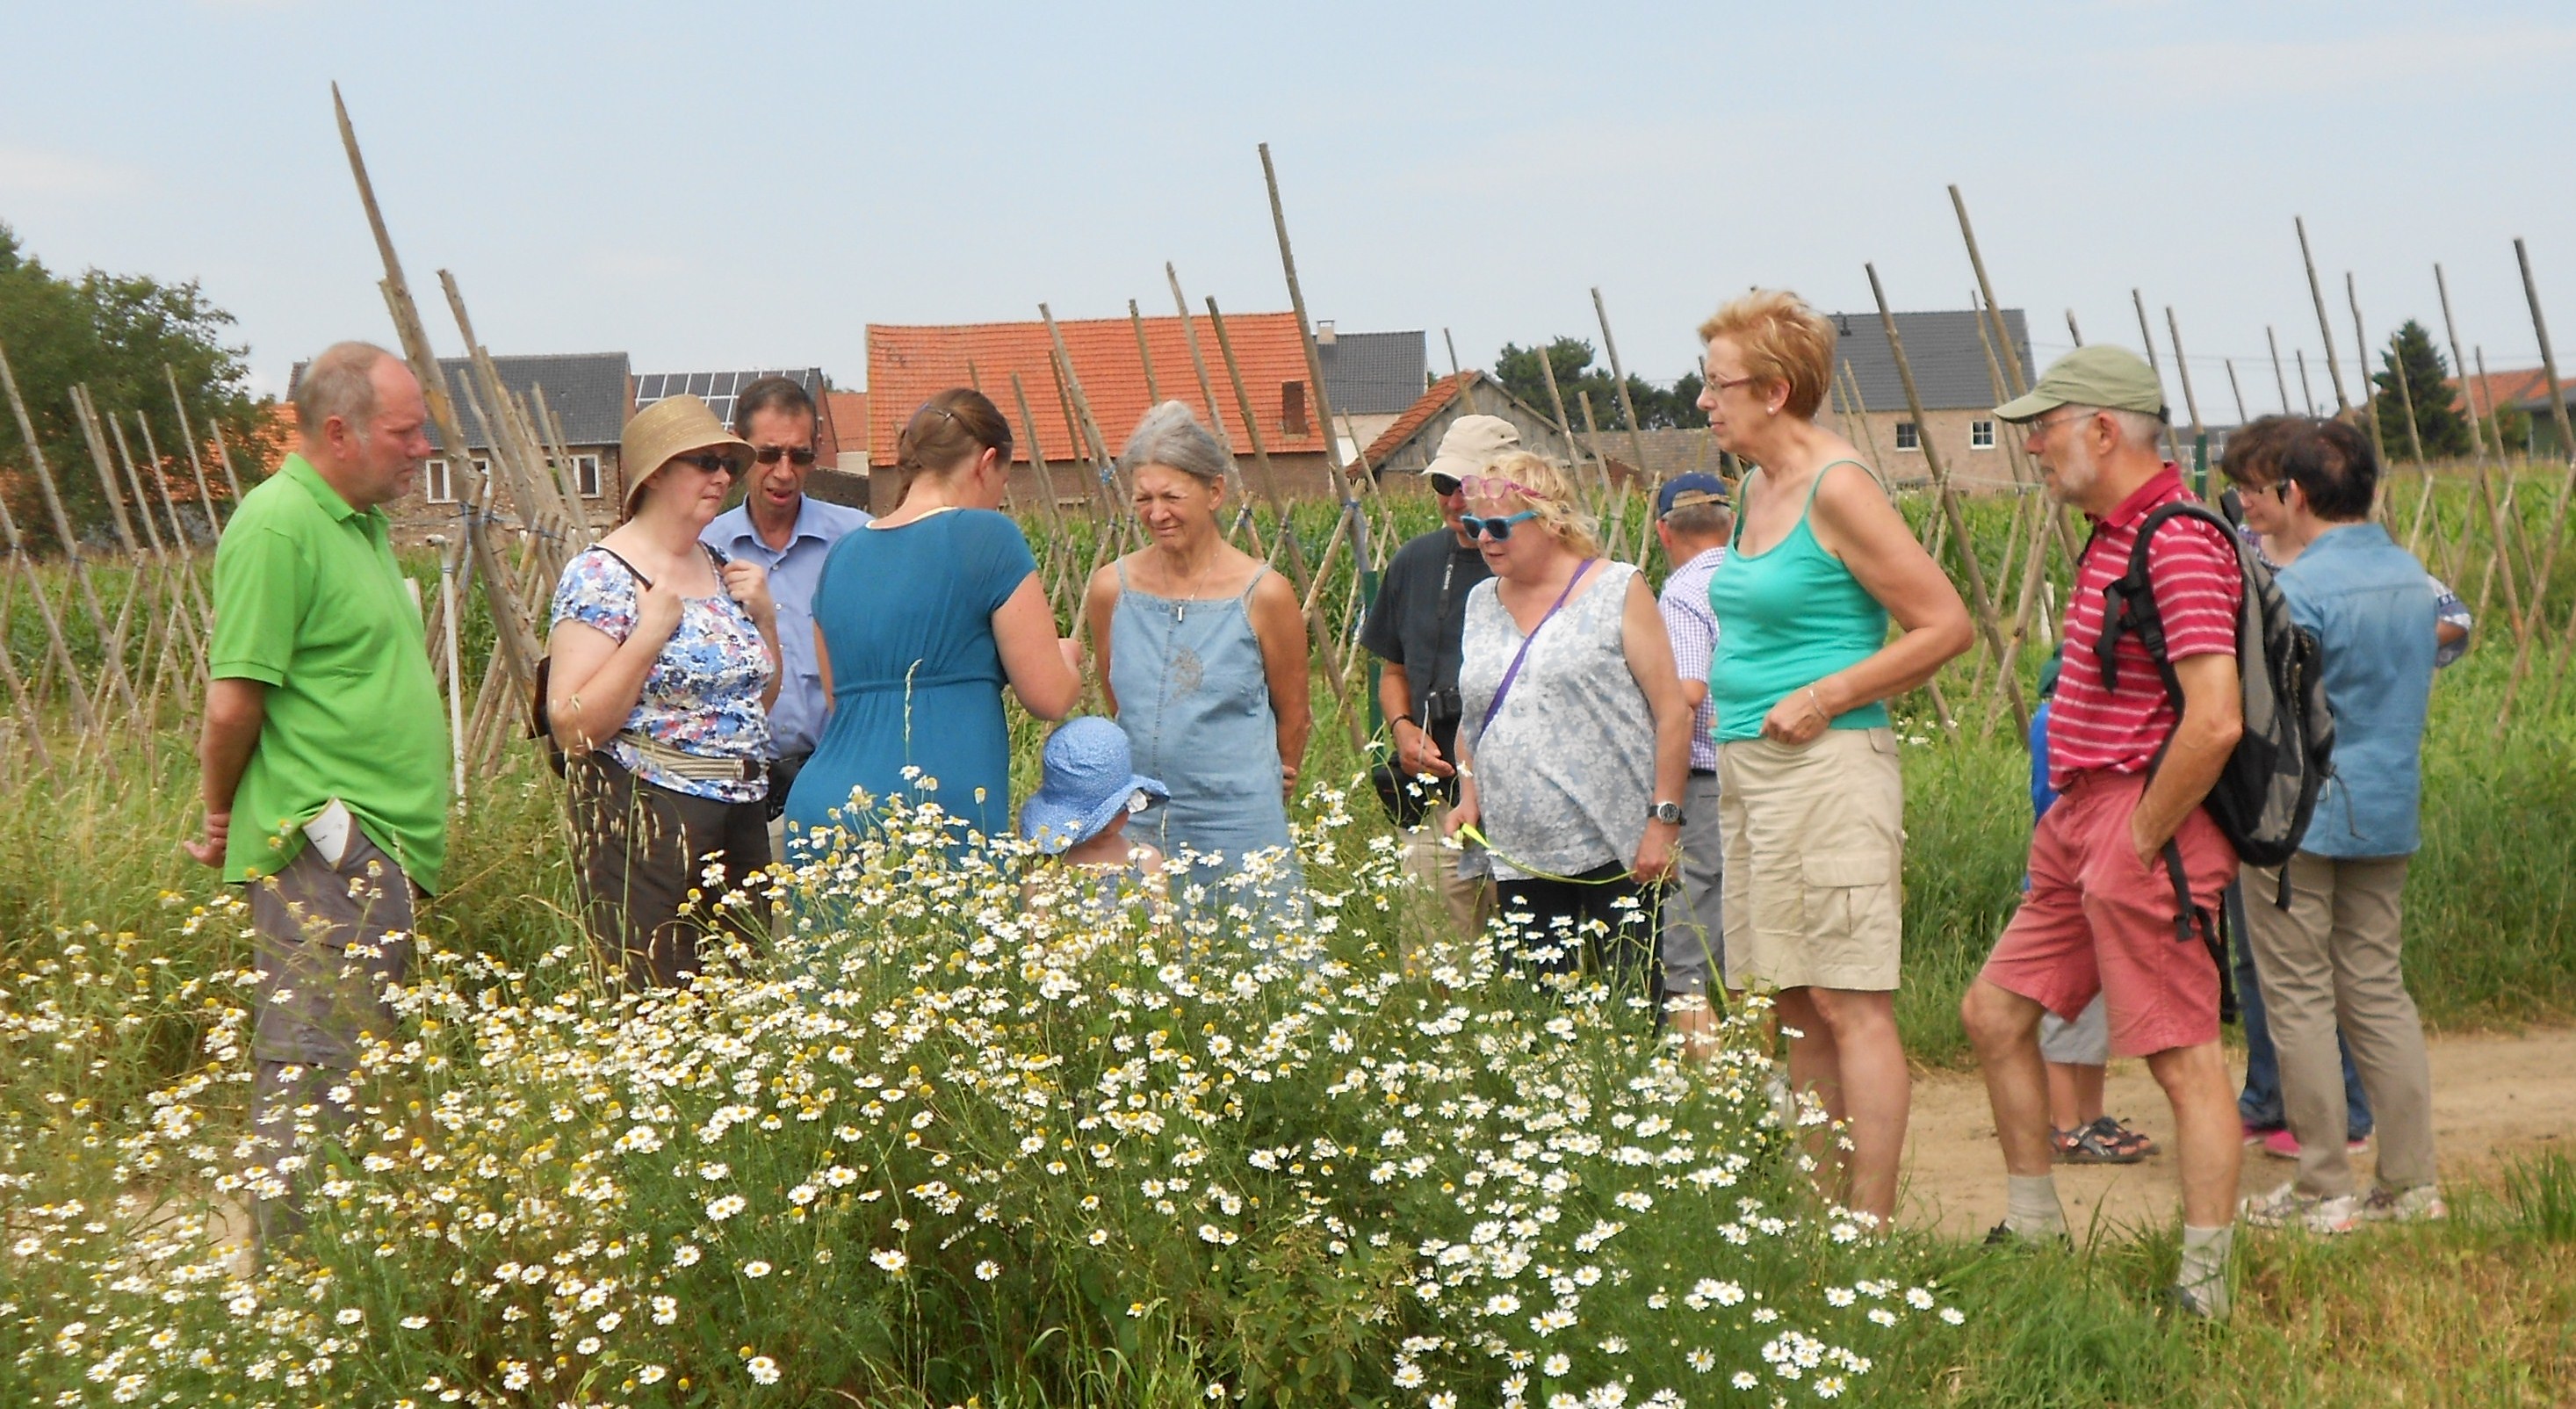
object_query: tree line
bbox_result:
[0,221,266,550]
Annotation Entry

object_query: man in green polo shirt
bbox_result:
[188,340,450,1244]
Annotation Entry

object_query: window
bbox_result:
[1281,379,1310,437]
[1970,419,1996,450]
[424,459,454,503]
[1894,420,1921,452]
[552,454,603,498]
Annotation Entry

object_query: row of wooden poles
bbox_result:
[4,95,2575,793]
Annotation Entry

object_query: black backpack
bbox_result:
[2091,502,2336,1010]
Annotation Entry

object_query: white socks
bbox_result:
[2006,1173,2067,1239]
[2178,1224,2233,1319]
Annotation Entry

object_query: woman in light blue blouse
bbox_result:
[548,395,780,987]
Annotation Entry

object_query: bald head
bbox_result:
[295,343,429,509]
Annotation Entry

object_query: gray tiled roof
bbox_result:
[1319,330,1427,416]
[635,368,828,431]
[292,352,634,452]
[1827,309,2034,413]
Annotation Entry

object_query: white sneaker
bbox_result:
[2359,1183,2447,1223]
[2240,1181,2358,1234]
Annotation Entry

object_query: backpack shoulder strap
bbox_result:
[2094,502,2232,703]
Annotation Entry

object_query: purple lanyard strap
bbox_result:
[1480,558,1595,733]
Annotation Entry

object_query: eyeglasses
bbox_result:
[670,452,737,476]
[1461,509,1541,541]
[2023,408,2092,444]
[752,445,819,466]
[1426,472,1463,496]
[1704,372,1758,394]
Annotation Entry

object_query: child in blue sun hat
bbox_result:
[1021,717,1171,892]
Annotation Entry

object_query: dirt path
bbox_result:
[1901,1026,2576,1239]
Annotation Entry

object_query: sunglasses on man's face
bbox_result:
[1427,472,1463,496]
[1461,509,1540,542]
[753,445,819,466]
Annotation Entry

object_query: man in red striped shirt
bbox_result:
[1960,346,2247,1320]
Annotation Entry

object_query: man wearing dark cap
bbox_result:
[1958,345,2247,1319]
[1651,472,1733,1051]
[1360,415,1513,936]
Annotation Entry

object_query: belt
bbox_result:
[1690,767,1717,778]
[614,730,762,784]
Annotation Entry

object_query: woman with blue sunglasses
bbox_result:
[1444,452,1695,1008]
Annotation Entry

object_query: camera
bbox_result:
[1420,685,1461,726]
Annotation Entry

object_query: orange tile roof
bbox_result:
[867,312,1324,466]
[2454,366,2553,416]
[826,390,868,460]
[1364,371,1478,466]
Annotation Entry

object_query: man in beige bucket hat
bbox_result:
[1360,414,1522,941]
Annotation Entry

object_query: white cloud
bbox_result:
[0,144,144,199]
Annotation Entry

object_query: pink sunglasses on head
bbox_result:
[1459,473,1552,502]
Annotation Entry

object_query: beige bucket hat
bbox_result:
[620,394,754,517]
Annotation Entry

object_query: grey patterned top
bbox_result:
[1457,562,1655,881]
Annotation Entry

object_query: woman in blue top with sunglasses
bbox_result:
[1445,451,1694,1007]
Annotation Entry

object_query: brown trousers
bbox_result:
[247,829,415,1246]
[2240,853,2437,1198]
[568,754,770,989]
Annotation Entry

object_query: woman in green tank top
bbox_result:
[1693,290,1973,1230]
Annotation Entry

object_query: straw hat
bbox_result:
[620,394,754,517]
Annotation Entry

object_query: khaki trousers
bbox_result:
[1401,801,1493,950]
[2240,853,2436,1198]
[247,830,416,1246]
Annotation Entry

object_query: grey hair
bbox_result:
[292,341,397,436]
[1118,400,1229,487]
[2062,403,2168,452]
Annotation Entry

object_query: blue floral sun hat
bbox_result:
[1020,717,1168,856]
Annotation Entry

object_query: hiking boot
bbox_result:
[2260,1128,2370,1160]
[2240,1181,2358,1234]
[2359,1183,2447,1224]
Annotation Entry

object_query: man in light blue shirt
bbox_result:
[2234,418,2444,1236]
[700,376,869,847]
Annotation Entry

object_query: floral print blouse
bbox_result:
[550,546,773,803]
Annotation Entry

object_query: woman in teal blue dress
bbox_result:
[783,389,1081,858]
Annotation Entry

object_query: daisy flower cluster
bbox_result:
[3,780,1959,1405]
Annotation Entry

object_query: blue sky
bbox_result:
[4,1,2570,418]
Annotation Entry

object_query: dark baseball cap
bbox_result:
[1656,472,1730,518]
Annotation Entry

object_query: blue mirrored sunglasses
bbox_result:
[1461,509,1540,542]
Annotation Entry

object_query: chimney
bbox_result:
[1281,379,1310,437]
[1315,320,1337,344]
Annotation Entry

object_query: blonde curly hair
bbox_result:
[1476,450,1600,557]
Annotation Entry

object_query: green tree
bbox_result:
[1493,336,1707,433]
[0,221,262,549]
[2372,319,2472,459]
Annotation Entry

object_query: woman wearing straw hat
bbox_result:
[1443,450,1694,1002]
[547,394,781,987]
[783,388,1082,856]
[1083,401,1312,925]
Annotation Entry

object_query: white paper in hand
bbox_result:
[303,798,355,868]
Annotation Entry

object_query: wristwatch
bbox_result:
[1649,800,1685,826]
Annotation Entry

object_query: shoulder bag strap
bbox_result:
[1480,558,1595,733]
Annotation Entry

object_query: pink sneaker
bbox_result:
[2261,1128,2370,1160]
[2241,1122,2279,1147]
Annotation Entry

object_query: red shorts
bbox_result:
[1980,770,2237,1058]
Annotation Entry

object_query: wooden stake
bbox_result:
[1869,263,2025,734]
[2497,235,2576,730]
[1257,143,1365,508]
[2296,217,2351,410]
[1129,300,1161,404]
[164,365,227,540]
[0,342,137,720]
[2132,291,2188,468]
[2267,327,2293,414]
